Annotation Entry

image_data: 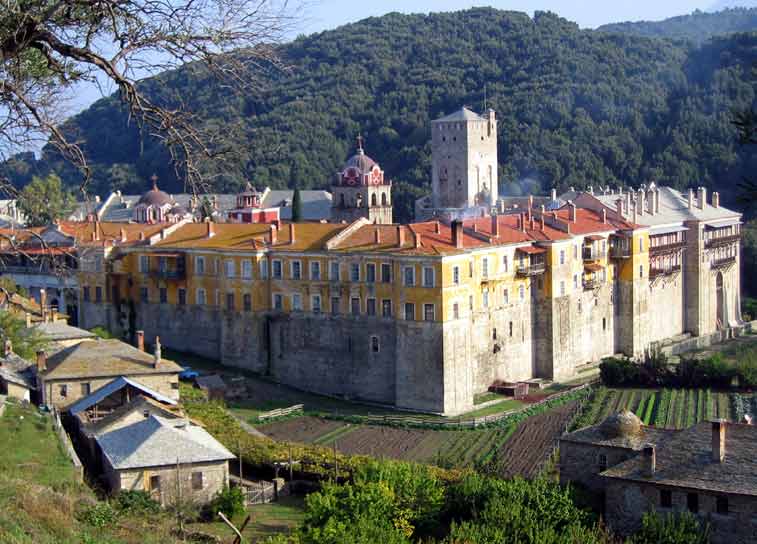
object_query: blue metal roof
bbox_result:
[68,376,177,415]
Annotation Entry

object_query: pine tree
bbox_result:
[291,186,303,223]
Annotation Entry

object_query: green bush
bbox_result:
[209,485,246,519]
[113,490,160,515]
[89,326,115,339]
[631,511,709,544]
[599,358,640,387]
[77,501,118,528]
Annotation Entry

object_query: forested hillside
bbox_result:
[598,7,757,43]
[3,7,757,222]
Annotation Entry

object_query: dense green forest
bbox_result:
[598,7,757,43]
[3,7,757,223]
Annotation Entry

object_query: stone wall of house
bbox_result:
[647,274,685,345]
[605,480,757,544]
[105,459,229,506]
[3,381,31,402]
[42,372,179,409]
[558,441,640,492]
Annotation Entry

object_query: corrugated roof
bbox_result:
[68,376,178,415]
[97,415,235,470]
[43,339,182,380]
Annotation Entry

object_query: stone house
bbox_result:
[0,341,36,402]
[32,320,97,348]
[560,412,757,543]
[96,414,235,506]
[36,338,181,409]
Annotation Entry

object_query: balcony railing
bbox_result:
[0,265,65,276]
[516,263,546,277]
[610,246,632,259]
[712,255,737,269]
[583,277,602,290]
[704,234,740,249]
[649,264,682,280]
[583,248,606,261]
[149,269,186,280]
[649,241,686,256]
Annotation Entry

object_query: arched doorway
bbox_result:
[716,272,725,330]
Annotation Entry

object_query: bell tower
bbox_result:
[331,135,393,224]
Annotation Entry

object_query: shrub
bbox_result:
[209,485,246,519]
[113,490,160,515]
[599,358,640,386]
[77,501,118,528]
[631,511,709,544]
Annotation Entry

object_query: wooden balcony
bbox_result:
[704,234,740,249]
[649,241,686,256]
[583,248,606,261]
[712,255,737,269]
[583,277,602,290]
[610,246,632,259]
[516,263,546,277]
[649,264,681,280]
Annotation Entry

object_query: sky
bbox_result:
[59,1,757,116]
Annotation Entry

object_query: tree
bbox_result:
[291,186,303,222]
[0,310,48,360]
[17,173,76,226]
[0,0,300,197]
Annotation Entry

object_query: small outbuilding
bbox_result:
[194,374,227,400]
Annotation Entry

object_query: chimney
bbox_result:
[452,220,464,249]
[207,221,215,239]
[655,189,661,214]
[136,330,145,352]
[25,312,31,328]
[153,336,162,368]
[601,209,607,224]
[520,213,526,233]
[397,226,405,248]
[712,191,720,208]
[289,223,296,245]
[550,188,557,201]
[616,199,623,219]
[40,289,47,316]
[492,215,500,238]
[633,200,638,225]
[472,223,478,233]
[4,339,12,357]
[540,216,545,232]
[138,232,145,241]
[498,200,506,214]
[374,228,381,245]
[36,349,46,372]
[712,420,726,463]
[269,223,278,245]
[435,221,441,235]
[528,195,534,210]
[688,189,694,210]
[414,231,422,249]
[568,202,576,223]
[94,221,100,241]
[120,228,127,243]
[588,185,594,195]
[698,187,707,210]
[642,444,656,477]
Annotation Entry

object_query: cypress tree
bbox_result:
[291,186,303,222]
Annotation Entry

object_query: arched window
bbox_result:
[356,194,363,208]
[371,193,377,206]
[339,194,345,207]
[381,193,387,206]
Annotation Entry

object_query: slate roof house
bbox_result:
[560,411,757,543]
[37,338,181,409]
[0,341,36,402]
[97,414,235,505]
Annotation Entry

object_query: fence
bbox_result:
[52,408,84,482]
[0,395,5,418]
[323,382,595,430]
[256,404,304,421]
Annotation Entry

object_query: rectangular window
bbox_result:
[453,303,459,319]
[312,295,322,314]
[215,290,220,307]
[382,299,392,318]
[213,258,220,276]
[195,256,205,275]
[687,493,698,513]
[453,266,460,285]
[59,384,68,398]
[482,258,489,279]
[196,288,206,305]
[660,490,672,508]
[366,298,376,316]
[330,262,340,281]
[469,260,474,278]
[716,496,728,515]
[159,287,167,304]
[178,288,187,306]
[310,261,321,280]
[423,267,434,287]
[260,260,269,279]
[639,265,644,279]
[519,286,525,301]
[140,287,149,303]
[381,263,392,283]
[502,255,508,272]
[639,238,644,252]
[226,292,235,311]
[351,297,360,316]
[95,286,103,303]
[80,383,90,396]
[503,289,509,304]
[350,263,360,282]
[139,255,150,273]
[272,260,282,279]
[149,475,161,491]
[483,289,489,308]
[404,302,415,321]
[509,321,513,337]
[573,274,578,289]
[371,336,380,353]
[470,295,474,311]
[241,260,252,279]
[158,257,167,273]
[243,293,252,312]
[424,303,435,321]
[291,260,301,280]
[191,472,203,490]
[366,263,376,283]
[273,294,283,310]
[573,245,578,259]
[560,250,565,265]
[82,286,90,302]
[292,293,302,311]
[560,281,566,296]
[404,267,415,286]
[331,296,340,315]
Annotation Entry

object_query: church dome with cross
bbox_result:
[132,175,189,224]
[335,135,387,187]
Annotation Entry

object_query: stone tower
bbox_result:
[431,107,498,210]
[331,136,393,224]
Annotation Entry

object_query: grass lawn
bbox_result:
[460,399,523,418]
[190,495,306,541]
